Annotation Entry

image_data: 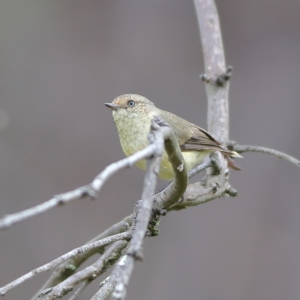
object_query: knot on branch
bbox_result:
[80,185,98,200]
[200,66,233,87]
[127,248,144,261]
[216,66,233,87]
[226,140,238,151]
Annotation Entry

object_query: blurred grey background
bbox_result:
[1,1,300,299]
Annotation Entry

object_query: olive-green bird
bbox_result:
[105,94,241,180]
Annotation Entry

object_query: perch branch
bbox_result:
[232,144,300,169]
[0,125,165,230]
[169,158,233,211]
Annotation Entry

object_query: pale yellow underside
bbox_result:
[112,107,210,180]
[134,150,209,180]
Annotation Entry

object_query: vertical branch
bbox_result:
[112,117,187,300]
[112,119,165,300]
[194,0,229,141]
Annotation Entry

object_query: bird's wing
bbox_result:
[158,111,225,152]
[157,110,241,169]
[180,125,226,152]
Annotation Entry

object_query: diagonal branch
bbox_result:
[68,280,91,300]
[0,232,131,297]
[232,144,300,169]
[37,241,128,300]
[0,126,164,230]
[33,160,207,299]
[91,255,127,300]
[30,117,186,299]
[31,215,132,299]
[169,160,234,211]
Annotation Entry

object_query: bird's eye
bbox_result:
[127,100,135,107]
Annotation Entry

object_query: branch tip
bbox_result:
[226,186,238,197]
[233,144,300,169]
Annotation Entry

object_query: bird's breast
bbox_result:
[112,111,151,157]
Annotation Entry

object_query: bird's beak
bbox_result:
[105,103,120,111]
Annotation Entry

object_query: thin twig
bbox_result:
[68,280,90,300]
[233,144,300,169]
[31,216,132,299]
[152,119,188,210]
[31,118,180,299]
[0,141,160,230]
[169,159,232,211]
[37,241,128,300]
[36,159,210,298]
[0,232,131,296]
[188,159,212,178]
[91,255,127,300]
[153,159,211,197]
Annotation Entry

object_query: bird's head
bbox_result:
[105,94,156,120]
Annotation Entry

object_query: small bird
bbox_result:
[105,94,241,180]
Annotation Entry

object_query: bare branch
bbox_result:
[38,157,205,298]
[1,100,233,299]
[31,118,184,299]
[37,241,128,300]
[0,232,131,296]
[0,116,182,294]
[1,4,242,300]
[193,0,235,216]
[169,156,232,211]
[188,159,212,179]
[41,160,212,298]
[153,121,188,210]
[0,188,90,230]
[91,255,127,300]
[0,133,161,230]
[32,216,132,299]
[68,280,90,300]
[233,144,300,169]
[194,0,229,141]
[112,119,187,300]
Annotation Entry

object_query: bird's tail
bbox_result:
[228,150,242,158]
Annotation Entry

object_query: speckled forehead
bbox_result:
[112,94,154,106]
[111,95,128,106]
